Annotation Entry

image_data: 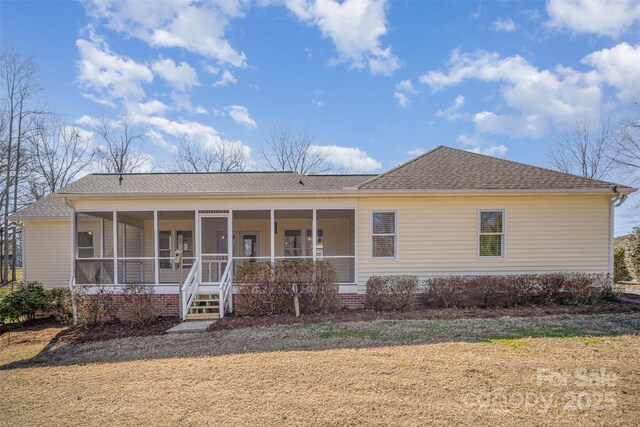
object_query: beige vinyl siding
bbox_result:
[357,195,611,292]
[22,220,70,289]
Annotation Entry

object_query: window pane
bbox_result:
[78,248,94,258]
[77,231,93,248]
[480,211,503,233]
[480,234,502,257]
[176,231,193,251]
[373,235,395,258]
[159,231,171,250]
[372,212,395,234]
[284,230,302,257]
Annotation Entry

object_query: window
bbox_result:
[479,210,504,257]
[371,211,396,258]
[305,229,324,257]
[77,231,94,258]
[284,229,303,257]
[159,231,172,268]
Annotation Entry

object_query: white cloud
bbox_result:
[419,48,615,138]
[545,0,640,38]
[309,145,382,172]
[125,99,170,117]
[285,0,400,76]
[152,57,199,91]
[76,33,153,101]
[436,95,466,121]
[521,8,541,20]
[225,105,257,128]
[492,18,518,32]
[393,79,417,107]
[85,0,249,67]
[582,42,640,101]
[473,111,548,138]
[406,148,426,156]
[456,134,508,158]
[213,69,238,87]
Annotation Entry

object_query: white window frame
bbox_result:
[370,210,397,260]
[158,230,173,269]
[478,209,506,259]
[283,229,305,257]
[76,230,95,258]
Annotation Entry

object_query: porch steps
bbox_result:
[185,293,220,321]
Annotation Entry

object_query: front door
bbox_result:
[199,215,229,283]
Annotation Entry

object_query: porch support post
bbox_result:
[312,209,317,262]
[270,209,275,264]
[69,207,78,324]
[227,210,233,263]
[153,210,159,285]
[99,218,104,258]
[113,211,118,286]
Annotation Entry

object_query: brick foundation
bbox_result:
[107,294,179,317]
[338,293,366,309]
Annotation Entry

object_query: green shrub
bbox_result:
[365,275,418,311]
[234,260,339,316]
[44,288,74,324]
[120,283,162,325]
[625,227,640,281]
[0,282,46,324]
[614,246,632,283]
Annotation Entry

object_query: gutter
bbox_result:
[55,187,638,200]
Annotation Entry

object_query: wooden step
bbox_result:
[189,306,218,313]
[185,312,220,321]
[196,294,219,300]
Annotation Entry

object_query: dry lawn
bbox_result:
[1,313,639,426]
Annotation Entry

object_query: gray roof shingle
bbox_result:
[56,171,374,195]
[12,146,635,221]
[10,195,71,220]
[358,146,633,191]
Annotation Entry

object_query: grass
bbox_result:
[1,312,639,426]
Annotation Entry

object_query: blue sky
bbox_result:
[1,0,639,233]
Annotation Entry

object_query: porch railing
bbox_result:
[181,259,200,320]
[219,259,233,319]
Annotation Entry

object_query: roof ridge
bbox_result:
[90,171,299,176]
[442,145,622,187]
[357,145,445,189]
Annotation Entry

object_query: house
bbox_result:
[10,146,636,319]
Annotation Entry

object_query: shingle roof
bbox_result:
[12,146,636,221]
[56,171,374,195]
[10,194,71,220]
[359,146,633,191]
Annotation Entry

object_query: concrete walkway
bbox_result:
[167,321,214,334]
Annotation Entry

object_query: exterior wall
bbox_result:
[21,194,614,297]
[22,220,71,289]
[357,195,612,293]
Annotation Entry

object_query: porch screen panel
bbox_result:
[201,217,228,282]
[317,209,356,283]
[74,212,115,284]
[232,210,271,270]
[158,211,196,284]
[116,211,154,284]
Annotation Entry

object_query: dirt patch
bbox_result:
[0,317,179,348]
[209,301,638,331]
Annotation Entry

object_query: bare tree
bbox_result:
[175,138,247,172]
[549,116,617,180]
[1,49,43,282]
[258,124,330,174]
[28,116,96,199]
[94,119,148,174]
[614,108,640,185]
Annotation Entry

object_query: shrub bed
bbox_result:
[422,273,612,309]
[365,275,419,311]
[234,260,339,316]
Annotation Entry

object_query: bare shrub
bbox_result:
[365,275,418,311]
[74,285,113,328]
[423,273,611,308]
[120,283,162,325]
[234,260,339,316]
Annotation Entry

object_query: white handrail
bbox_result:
[181,259,200,320]
[218,260,233,319]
